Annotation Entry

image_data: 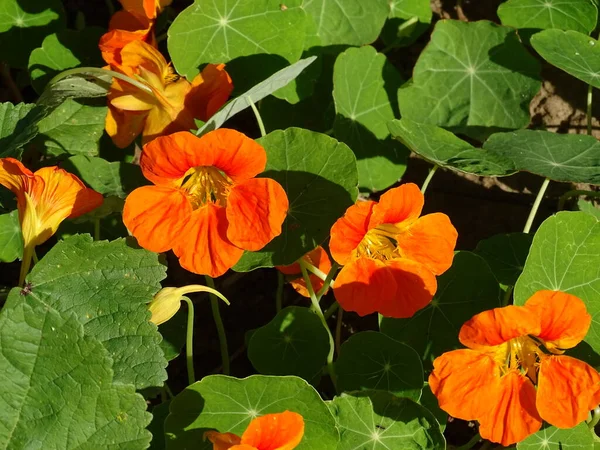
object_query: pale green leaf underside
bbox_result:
[0,210,22,263]
[165,375,339,450]
[498,0,597,34]
[517,423,595,449]
[531,29,600,89]
[22,235,168,389]
[483,130,600,184]
[0,296,151,448]
[333,46,408,192]
[388,118,516,176]
[398,20,541,131]
[515,212,600,354]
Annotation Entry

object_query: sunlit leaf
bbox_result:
[517,423,595,449]
[382,0,432,47]
[0,210,22,263]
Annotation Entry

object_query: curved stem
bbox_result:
[247,96,267,137]
[523,177,551,234]
[316,262,338,300]
[456,433,481,450]
[324,301,340,320]
[276,271,284,313]
[181,296,196,385]
[299,260,337,386]
[502,286,513,307]
[421,165,438,194]
[19,246,34,287]
[589,406,600,431]
[335,309,343,356]
[47,67,153,95]
[303,261,330,284]
[588,84,593,136]
[205,276,230,375]
[558,189,600,211]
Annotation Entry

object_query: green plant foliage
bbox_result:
[0,102,39,158]
[531,29,600,89]
[28,28,105,93]
[167,0,306,92]
[388,118,516,176]
[196,56,317,136]
[234,128,358,270]
[398,20,541,136]
[475,233,534,286]
[158,308,187,362]
[13,235,168,389]
[381,0,432,47]
[330,391,445,450]
[62,155,148,198]
[484,130,600,184]
[498,0,597,35]
[36,99,107,158]
[517,423,595,449]
[515,212,600,353]
[0,296,151,448]
[302,0,389,47]
[334,331,423,400]
[380,252,501,369]
[578,199,600,219]
[248,306,329,381]
[148,401,171,450]
[164,375,340,449]
[0,0,66,68]
[0,210,22,263]
[419,384,447,432]
[333,46,408,192]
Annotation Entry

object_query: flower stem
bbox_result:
[316,262,338,300]
[456,433,481,450]
[523,177,551,234]
[587,84,593,136]
[299,260,337,386]
[589,406,600,430]
[247,96,267,137]
[181,296,196,385]
[47,67,153,95]
[421,165,438,194]
[302,261,330,283]
[19,247,33,287]
[324,301,340,320]
[558,189,600,210]
[205,276,230,375]
[276,271,284,313]
[502,286,513,307]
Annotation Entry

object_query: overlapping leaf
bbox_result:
[380,252,501,369]
[475,232,533,285]
[517,423,595,449]
[0,210,22,263]
[0,296,151,448]
[382,0,432,47]
[234,128,358,270]
[483,130,600,184]
[164,375,339,449]
[16,235,168,389]
[0,102,39,158]
[333,46,408,191]
[388,118,516,176]
[398,20,541,135]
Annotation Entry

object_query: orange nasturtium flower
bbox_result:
[277,246,332,297]
[429,290,600,446]
[123,130,289,277]
[205,411,305,450]
[105,40,233,148]
[99,10,155,66]
[329,183,457,318]
[119,0,172,20]
[0,158,103,283]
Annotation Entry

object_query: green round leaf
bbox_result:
[167,0,306,92]
[382,0,432,47]
[334,331,423,400]
[29,28,105,93]
[419,383,447,432]
[484,130,600,184]
[380,252,501,369]
[388,118,516,177]
[0,296,151,447]
[514,212,600,353]
[578,199,600,219]
[498,0,597,35]
[0,102,40,159]
[333,46,408,192]
[0,0,65,68]
[531,29,600,89]
[302,0,389,47]
[398,20,541,136]
[22,235,168,389]
[233,128,358,271]
[248,306,329,381]
[158,308,187,362]
[475,233,534,286]
[517,423,595,449]
[330,391,445,450]
[0,210,22,263]
[164,375,339,450]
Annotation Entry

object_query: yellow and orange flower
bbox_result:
[429,290,600,446]
[99,10,155,66]
[123,130,288,277]
[105,40,233,148]
[329,183,457,318]
[118,0,172,20]
[277,246,332,297]
[0,158,103,283]
[205,411,305,450]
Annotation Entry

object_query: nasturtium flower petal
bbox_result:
[99,11,154,66]
[205,431,241,450]
[537,355,600,428]
[524,290,591,351]
[226,178,288,251]
[478,371,541,447]
[188,64,234,122]
[240,411,304,450]
[329,200,376,265]
[277,246,332,298]
[368,182,423,228]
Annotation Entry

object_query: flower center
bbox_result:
[354,223,402,261]
[499,336,542,382]
[181,166,232,209]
